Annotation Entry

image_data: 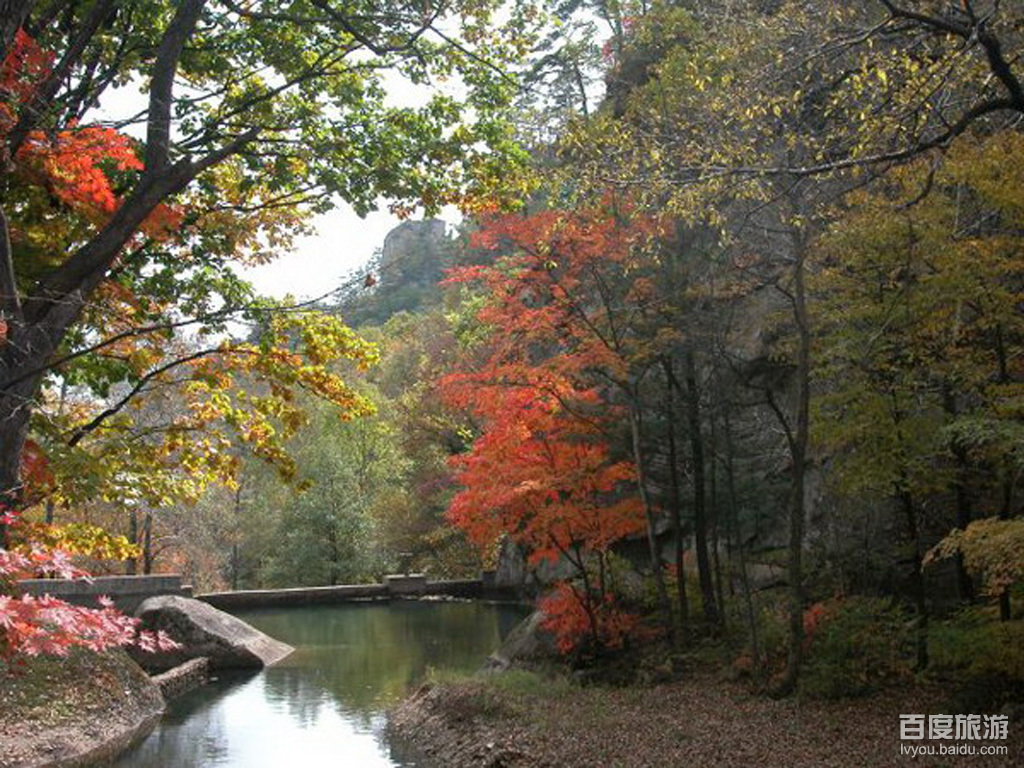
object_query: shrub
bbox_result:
[801,596,914,699]
[539,582,645,656]
[929,607,1024,713]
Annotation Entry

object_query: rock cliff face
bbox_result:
[343,219,454,326]
[379,219,450,288]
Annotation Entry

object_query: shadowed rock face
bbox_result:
[482,611,558,672]
[132,595,294,672]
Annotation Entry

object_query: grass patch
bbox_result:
[1,648,148,727]
[422,667,578,725]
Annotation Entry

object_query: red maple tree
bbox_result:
[442,205,666,653]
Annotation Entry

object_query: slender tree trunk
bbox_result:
[724,410,761,674]
[231,543,240,591]
[142,512,153,574]
[890,390,929,669]
[682,350,718,624]
[899,486,929,670]
[126,510,138,575]
[661,357,689,635]
[777,222,810,696]
[231,484,244,590]
[941,386,974,600]
[629,401,676,644]
[328,526,340,586]
[709,414,726,627]
[573,543,602,648]
[43,378,69,525]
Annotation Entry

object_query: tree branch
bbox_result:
[0,0,34,64]
[3,277,342,393]
[67,347,222,447]
[8,0,118,157]
[0,207,22,322]
[143,0,207,179]
[29,126,259,335]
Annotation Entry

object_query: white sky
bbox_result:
[239,68,464,301]
[239,205,457,301]
[98,65,463,302]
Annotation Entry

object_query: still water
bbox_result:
[114,600,526,767]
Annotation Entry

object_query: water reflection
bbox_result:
[114,600,526,767]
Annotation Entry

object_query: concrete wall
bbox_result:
[198,576,517,611]
[18,573,518,613]
[18,574,192,613]
[200,582,389,610]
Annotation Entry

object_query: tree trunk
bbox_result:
[142,512,153,574]
[724,410,762,676]
[126,510,138,575]
[941,386,974,601]
[0,2,242,544]
[0,0,34,62]
[899,487,929,670]
[231,543,240,591]
[777,221,810,696]
[682,350,718,624]
[661,357,690,635]
[709,413,726,627]
[890,391,929,670]
[629,402,675,643]
[0,389,33,547]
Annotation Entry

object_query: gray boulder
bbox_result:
[133,595,293,672]
[482,610,559,672]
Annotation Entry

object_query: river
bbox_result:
[113,600,527,767]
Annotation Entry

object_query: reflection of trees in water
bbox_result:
[117,603,528,767]
[251,602,526,720]
[114,676,250,768]
[261,668,335,727]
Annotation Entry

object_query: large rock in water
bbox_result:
[132,595,293,672]
[482,610,559,672]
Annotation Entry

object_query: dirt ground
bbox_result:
[0,649,163,768]
[389,671,1023,768]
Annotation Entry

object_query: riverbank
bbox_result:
[389,670,1023,767]
[0,649,163,768]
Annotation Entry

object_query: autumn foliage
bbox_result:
[441,206,667,653]
[1,31,181,239]
[0,519,177,663]
[0,446,177,664]
[444,381,644,563]
[539,582,645,655]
